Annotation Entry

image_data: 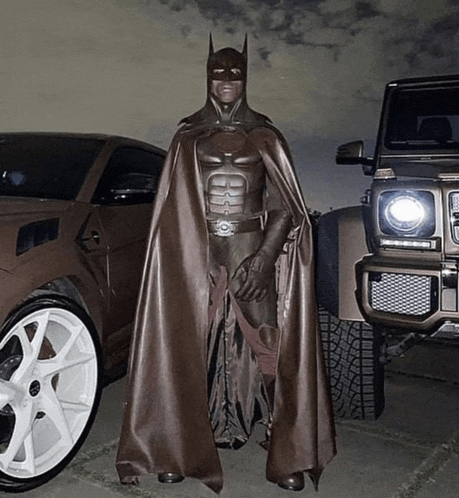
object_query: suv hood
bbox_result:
[381,158,459,180]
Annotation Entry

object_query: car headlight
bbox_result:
[385,196,425,231]
[379,190,435,238]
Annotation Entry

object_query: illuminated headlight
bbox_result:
[385,196,425,231]
[379,190,435,238]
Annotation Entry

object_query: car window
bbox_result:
[92,147,163,205]
[385,86,459,150]
[0,136,104,200]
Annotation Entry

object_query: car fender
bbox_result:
[316,205,369,321]
[0,251,106,339]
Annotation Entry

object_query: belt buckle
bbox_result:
[215,220,235,237]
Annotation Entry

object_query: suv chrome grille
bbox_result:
[369,272,437,316]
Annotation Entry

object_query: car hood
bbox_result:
[382,158,459,180]
[0,197,72,217]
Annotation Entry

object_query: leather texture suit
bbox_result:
[116,40,336,494]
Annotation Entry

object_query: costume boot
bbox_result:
[158,473,185,484]
[262,374,305,492]
[278,472,305,491]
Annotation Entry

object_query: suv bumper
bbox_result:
[356,255,459,332]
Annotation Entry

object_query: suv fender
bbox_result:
[316,205,367,321]
[316,205,385,420]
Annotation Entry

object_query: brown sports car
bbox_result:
[0,132,165,491]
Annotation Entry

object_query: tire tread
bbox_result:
[319,306,384,420]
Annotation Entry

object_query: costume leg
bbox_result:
[229,280,280,378]
[207,267,266,449]
[228,291,279,449]
[208,234,304,490]
[229,288,305,491]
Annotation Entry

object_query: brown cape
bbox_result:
[116,122,336,493]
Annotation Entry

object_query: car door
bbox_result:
[91,146,163,350]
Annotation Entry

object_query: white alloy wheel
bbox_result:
[0,297,102,491]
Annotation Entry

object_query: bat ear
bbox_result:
[242,33,247,60]
[209,33,214,56]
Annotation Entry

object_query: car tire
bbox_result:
[319,306,385,420]
[0,296,103,492]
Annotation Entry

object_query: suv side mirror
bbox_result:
[336,141,365,164]
[336,140,375,175]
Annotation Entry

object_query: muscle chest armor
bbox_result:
[197,128,266,218]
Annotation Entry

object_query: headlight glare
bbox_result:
[385,196,425,231]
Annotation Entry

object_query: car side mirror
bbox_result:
[336,140,365,164]
[101,173,158,205]
[108,189,155,204]
[336,140,375,175]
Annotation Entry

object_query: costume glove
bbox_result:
[234,210,292,302]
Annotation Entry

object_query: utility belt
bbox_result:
[207,214,264,237]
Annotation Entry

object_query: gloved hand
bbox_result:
[233,209,293,302]
[233,250,276,302]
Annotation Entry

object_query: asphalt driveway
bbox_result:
[16,340,459,498]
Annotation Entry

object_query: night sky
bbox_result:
[2,0,459,211]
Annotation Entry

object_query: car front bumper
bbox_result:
[356,254,459,332]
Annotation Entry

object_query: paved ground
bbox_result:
[13,340,459,498]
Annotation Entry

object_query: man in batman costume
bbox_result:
[116,36,336,493]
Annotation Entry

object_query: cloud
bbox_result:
[136,0,459,141]
[4,0,458,142]
[134,0,459,210]
[3,0,459,210]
